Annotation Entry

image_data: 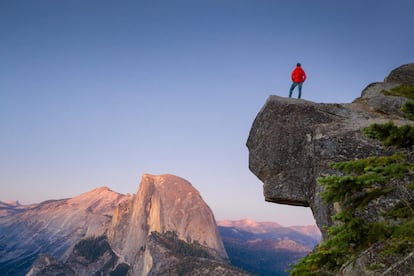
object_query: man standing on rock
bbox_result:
[289,63,306,99]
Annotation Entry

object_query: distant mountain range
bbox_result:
[218,219,321,275]
[0,186,131,275]
[0,174,247,275]
[1,175,321,275]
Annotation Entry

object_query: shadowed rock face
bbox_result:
[247,63,414,234]
[385,63,414,85]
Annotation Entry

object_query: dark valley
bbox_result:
[218,220,321,275]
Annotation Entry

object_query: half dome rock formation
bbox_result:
[108,173,228,274]
[247,63,414,234]
[17,174,238,276]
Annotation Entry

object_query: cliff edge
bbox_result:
[247,63,414,275]
[247,63,414,231]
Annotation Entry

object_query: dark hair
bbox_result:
[296,63,301,67]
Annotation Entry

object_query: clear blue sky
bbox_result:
[1,0,413,226]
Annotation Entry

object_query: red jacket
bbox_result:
[291,66,306,83]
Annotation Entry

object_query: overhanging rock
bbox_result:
[247,63,414,234]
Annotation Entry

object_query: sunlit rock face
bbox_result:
[0,187,130,275]
[2,174,232,275]
[246,63,414,234]
[108,173,228,274]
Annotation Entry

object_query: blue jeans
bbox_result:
[289,82,303,99]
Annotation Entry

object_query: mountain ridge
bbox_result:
[1,174,247,275]
[218,220,321,275]
[0,185,131,275]
[217,219,321,241]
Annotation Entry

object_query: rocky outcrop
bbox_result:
[247,63,414,274]
[27,236,125,276]
[108,173,228,275]
[64,236,120,276]
[26,254,75,276]
[384,63,414,85]
[143,231,247,276]
[338,243,414,276]
[247,63,414,234]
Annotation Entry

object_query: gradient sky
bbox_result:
[1,0,413,226]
